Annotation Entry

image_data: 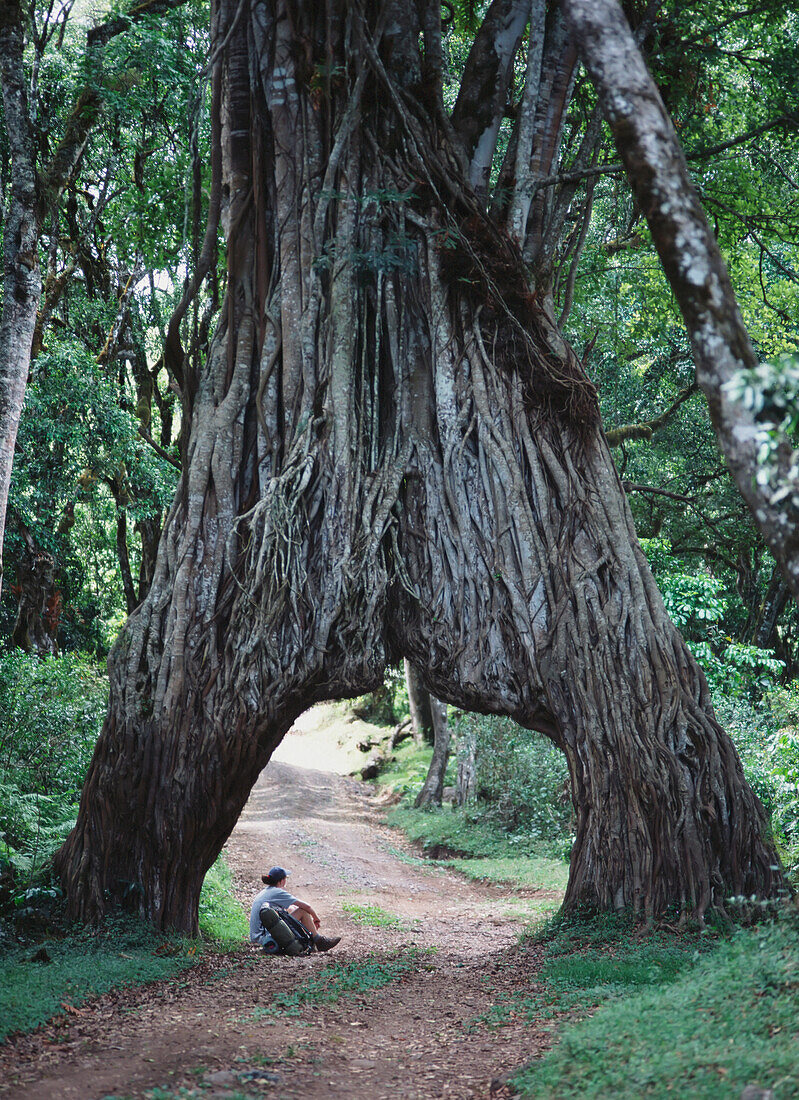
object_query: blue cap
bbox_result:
[262,866,290,884]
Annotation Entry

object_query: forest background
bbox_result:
[0,0,798,936]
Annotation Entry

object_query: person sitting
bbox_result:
[249,866,341,953]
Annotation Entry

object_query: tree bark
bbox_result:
[0,0,41,602]
[455,723,477,808]
[9,529,59,655]
[56,0,786,933]
[405,659,435,745]
[414,698,450,808]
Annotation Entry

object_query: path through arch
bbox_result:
[2,708,562,1099]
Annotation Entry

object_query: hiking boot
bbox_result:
[313,934,341,952]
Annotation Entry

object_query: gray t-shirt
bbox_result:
[249,884,298,943]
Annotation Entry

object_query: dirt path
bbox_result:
[1,709,560,1100]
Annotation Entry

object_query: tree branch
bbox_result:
[451,0,532,201]
[86,0,190,48]
[606,381,698,447]
[522,112,799,196]
[621,481,695,504]
[565,0,799,600]
[137,425,182,470]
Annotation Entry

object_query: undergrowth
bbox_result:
[373,714,571,895]
[385,792,569,893]
[0,853,246,1044]
[199,854,248,942]
[510,908,799,1099]
[0,916,206,1043]
[253,948,426,1017]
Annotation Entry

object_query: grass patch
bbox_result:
[0,916,204,1042]
[511,910,799,1099]
[386,803,569,893]
[253,948,426,1017]
[467,911,708,1034]
[443,856,568,893]
[341,902,401,928]
[199,854,248,943]
[376,741,447,798]
[0,852,246,1042]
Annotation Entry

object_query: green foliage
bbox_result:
[461,713,572,843]
[348,665,410,726]
[764,722,799,877]
[252,949,424,1017]
[198,856,249,943]
[0,916,204,1043]
[1,0,206,653]
[725,354,799,514]
[0,651,107,882]
[641,539,785,697]
[512,911,799,1099]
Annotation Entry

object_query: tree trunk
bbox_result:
[754,566,790,651]
[9,531,59,655]
[405,659,435,745]
[56,0,786,932]
[564,0,799,603]
[0,1,42,602]
[414,698,449,808]
[455,723,477,808]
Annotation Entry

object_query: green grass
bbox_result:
[253,948,426,1017]
[341,901,401,927]
[386,804,569,892]
[443,855,569,892]
[511,910,799,1099]
[0,852,246,1043]
[0,917,205,1042]
[199,854,249,942]
[465,911,707,1033]
[376,741,448,798]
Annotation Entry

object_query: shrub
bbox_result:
[348,664,409,726]
[0,650,108,882]
[715,690,799,881]
[458,713,571,843]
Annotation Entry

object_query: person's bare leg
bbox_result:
[287,905,316,936]
[287,905,341,952]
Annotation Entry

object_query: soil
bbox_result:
[0,706,562,1100]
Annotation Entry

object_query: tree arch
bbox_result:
[56,0,785,933]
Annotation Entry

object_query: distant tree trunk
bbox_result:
[414,698,449,808]
[405,659,435,745]
[564,0,799,604]
[56,0,786,933]
[10,529,59,655]
[135,516,162,605]
[0,1,41,603]
[455,723,477,808]
[754,566,790,651]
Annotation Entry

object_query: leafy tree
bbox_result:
[567,0,799,599]
[1,0,210,649]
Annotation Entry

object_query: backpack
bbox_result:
[259,905,315,956]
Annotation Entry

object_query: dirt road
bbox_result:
[1,709,559,1099]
